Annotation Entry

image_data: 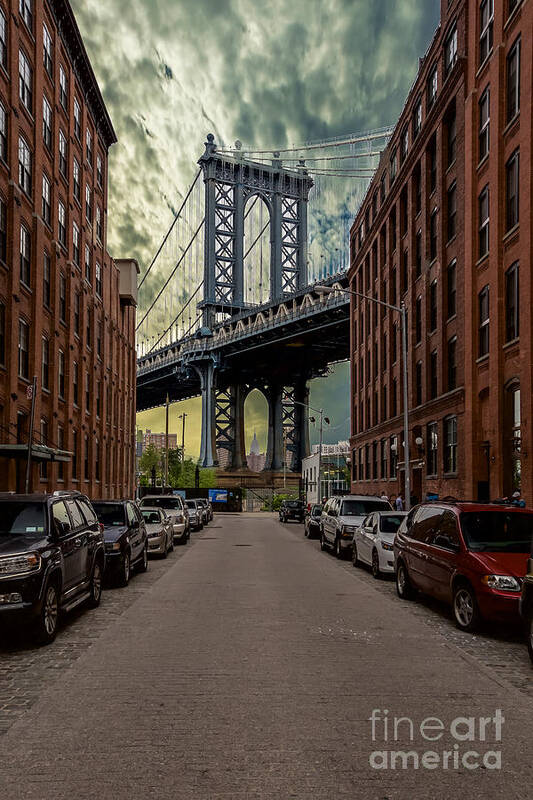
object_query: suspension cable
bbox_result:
[147,283,204,353]
[138,169,202,291]
[136,219,204,331]
[216,127,393,156]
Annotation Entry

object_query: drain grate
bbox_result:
[234,544,252,547]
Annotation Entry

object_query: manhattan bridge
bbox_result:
[136,128,392,475]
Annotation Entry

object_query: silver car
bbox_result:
[141,507,174,557]
[139,495,189,545]
[185,499,204,531]
[320,495,392,559]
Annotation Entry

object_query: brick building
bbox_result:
[349,0,531,505]
[142,429,178,451]
[0,0,138,497]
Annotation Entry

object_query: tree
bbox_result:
[139,444,163,483]
[168,450,216,488]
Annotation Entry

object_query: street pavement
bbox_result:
[0,513,532,799]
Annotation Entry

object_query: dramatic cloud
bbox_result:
[72,0,440,448]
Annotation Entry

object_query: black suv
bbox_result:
[519,554,533,664]
[279,500,305,523]
[92,500,148,587]
[0,492,105,644]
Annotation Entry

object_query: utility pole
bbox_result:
[164,393,169,489]
[25,376,37,494]
[178,412,187,462]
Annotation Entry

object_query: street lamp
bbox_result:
[293,399,330,501]
[315,283,411,511]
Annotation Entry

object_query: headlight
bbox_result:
[148,531,161,539]
[105,542,121,552]
[0,552,41,577]
[482,574,521,592]
[381,542,394,552]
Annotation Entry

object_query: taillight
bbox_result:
[98,522,104,534]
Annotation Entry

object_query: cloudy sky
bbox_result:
[72,0,440,457]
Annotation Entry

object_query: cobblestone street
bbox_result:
[1,514,531,799]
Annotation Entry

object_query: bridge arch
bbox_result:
[243,388,269,472]
[243,194,271,307]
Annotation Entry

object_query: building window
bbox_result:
[57,426,64,481]
[59,65,68,110]
[478,87,489,161]
[392,378,398,416]
[96,206,102,241]
[19,224,31,286]
[84,436,89,480]
[18,137,32,195]
[19,0,33,31]
[444,23,457,75]
[390,149,397,183]
[429,210,437,262]
[507,0,520,16]
[18,319,29,379]
[43,23,53,77]
[85,184,92,223]
[415,230,422,277]
[58,200,66,247]
[505,262,519,342]
[72,361,79,406]
[85,244,91,283]
[382,332,387,371]
[427,422,438,475]
[447,259,456,319]
[390,208,397,252]
[85,372,90,413]
[0,9,6,69]
[391,323,397,364]
[444,416,457,473]
[415,296,422,343]
[446,106,456,167]
[400,126,408,164]
[95,261,102,297]
[95,440,100,482]
[86,128,93,165]
[19,49,32,112]
[390,436,398,478]
[479,0,493,65]
[72,430,78,480]
[74,292,80,336]
[416,361,422,406]
[0,197,5,264]
[59,273,66,323]
[428,135,437,194]
[505,149,519,231]
[506,37,520,123]
[382,385,387,422]
[43,96,52,149]
[478,186,489,258]
[74,98,81,140]
[0,303,5,365]
[73,222,80,266]
[365,444,370,480]
[380,172,386,203]
[413,97,422,139]
[0,103,6,162]
[478,285,489,357]
[58,130,68,177]
[41,337,49,390]
[42,174,51,225]
[96,380,101,418]
[447,182,456,241]
[73,158,81,202]
[430,350,438,399]
[401,249,408,294]
[447,336,457,391]
[97,319,102,357]
[381,440,388,479]
[414,163,422,215]
[43,252,51,307]
[97,154,103,188]
[58,349,65,399]
[427,64,437,108]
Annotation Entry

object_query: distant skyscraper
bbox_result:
[247,432,266,472]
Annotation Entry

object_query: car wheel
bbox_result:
[371,550,381,579]
[352,542,361,568]
[35,581,59,645]
[453,583,480,632]
[335,537,344,560]
[88,560,103,607]
[118,552,130,587]
[320,533,327,552]
[526,611,533,665]
[396,560,415,600]
[138,545,149,572]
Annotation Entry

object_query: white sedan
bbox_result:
[352,511,407,578]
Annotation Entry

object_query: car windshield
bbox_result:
[186,501,197,509]
[311,506,322,517]
[460,511,533,553]
[92,503,125,527]
[286,501,302,508]
[340,500,390,516]
[142,498,182,510]
[0,502,47,536]
[141,510,161,525]
[380,514,405,533]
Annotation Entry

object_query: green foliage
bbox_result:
[139,443,163,480]
[270,492,299,511]
[168,449,216,488]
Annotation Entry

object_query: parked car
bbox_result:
[304,504,323,539]
[519,552,533,664]
[196,498,213,522]
[394,502,533,631]
[352,511,407,577]
[139,495,189,544]
[185,499,204,531]
[0,491,105,644]
[140,508,174,557]
[279,500,305,523]
[92,500,148,585]
[192,498,209,525]
[320,495,392,558]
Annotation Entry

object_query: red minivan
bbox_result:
[394,502,533,631]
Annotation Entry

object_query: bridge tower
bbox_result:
[195,135,315,471]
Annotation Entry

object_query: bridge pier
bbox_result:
[196,359,218,468]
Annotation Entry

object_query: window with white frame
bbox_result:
[59,64,68,109]
[478,86,489,161]
[20,224,31,285]
[58,200,66,247]
[0,102,6,162]
[479,0,493,65]
[444,23,457,75]
[18,137,32,194]
[444,416,457,473]
[74,98,81,140]
[73,158,81,201]
[86,128,92,164]
[427,64,437,107]
[506,37,520,123]
[73,221,80,266]
[43,23,53,77]
[0,9,7,70]
[478,284,489,357]
[95,261,102,296]
[97,153,103,187]
[19,49,32,112]
[42,174,51,225]
[85,243,91,283]
[42,96,52,149]
[19,0,33,31]
[18,318,29,378]
[58,129,67,177]
[478,186,489,258]
[96,206,102,241]
[85,184,92,222]
[58,349,65,399]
